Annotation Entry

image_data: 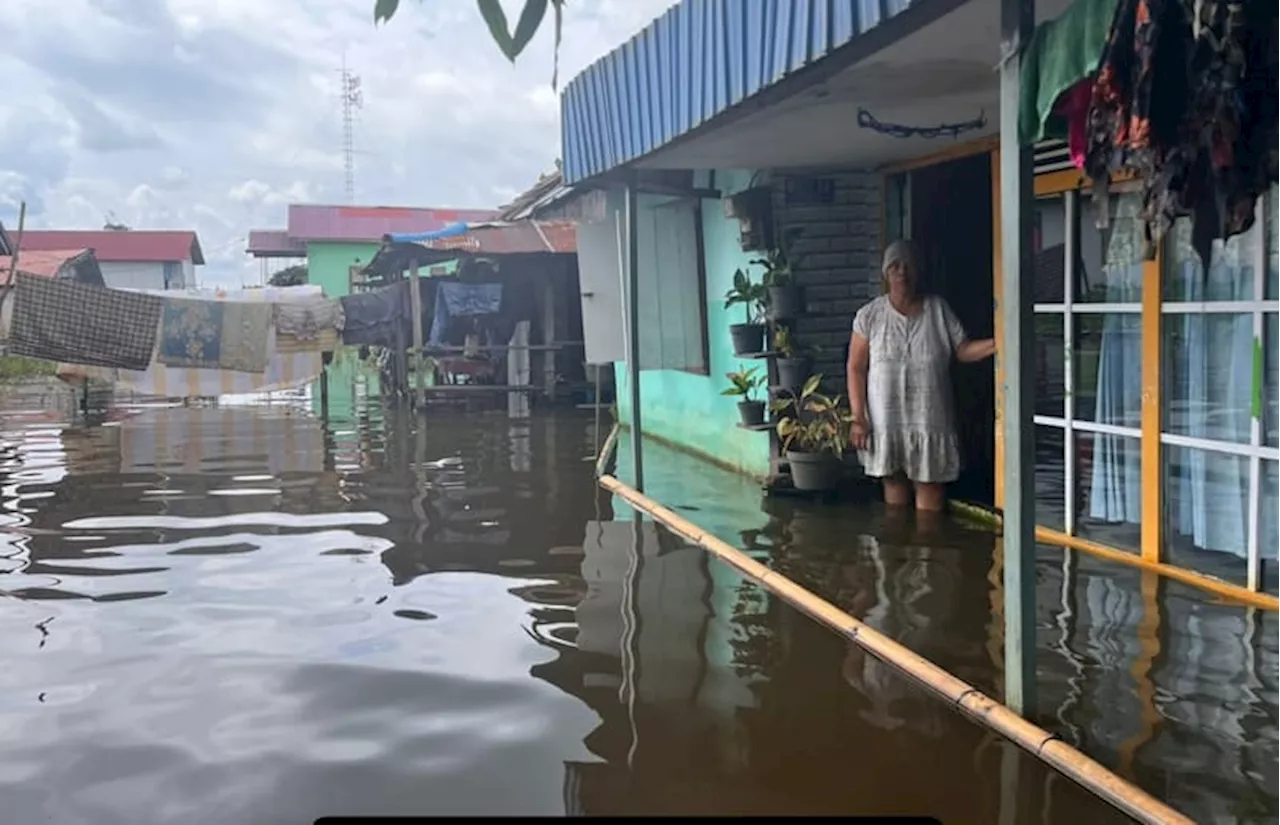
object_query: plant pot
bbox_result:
[737,400,766,427]
[785,449,842,492]
[768,285,804,319]
[730,323,766,356]
[776,356,811,390]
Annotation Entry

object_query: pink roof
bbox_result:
[246,230,307,257]
[287,204,501,243]
[0,249,92,285]
[16,230,204,264]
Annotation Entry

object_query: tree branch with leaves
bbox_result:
[373,0,567,88]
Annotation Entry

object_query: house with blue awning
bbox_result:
[538,0,1278,641]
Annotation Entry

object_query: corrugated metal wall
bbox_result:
[561,0,916,184]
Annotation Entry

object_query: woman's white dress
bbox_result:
[852,294,967,483]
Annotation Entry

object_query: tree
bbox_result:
[268,264,308,287]
[373,0,566,87]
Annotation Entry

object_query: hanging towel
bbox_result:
[339,281,411,346]
[273,297,344,354]
[7,273,163,370]
[157,296,272,373]
[1017,0,1119,147]
[438,281,503,316]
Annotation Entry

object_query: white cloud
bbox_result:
[0,0,678,286]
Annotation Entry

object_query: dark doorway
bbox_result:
[909,153,996,505]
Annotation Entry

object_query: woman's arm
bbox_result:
[847,331,871,449]
[956,338,996,363]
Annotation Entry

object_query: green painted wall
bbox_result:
[305,241,381,298]
[614,170,770,478]
[303,241,383,410]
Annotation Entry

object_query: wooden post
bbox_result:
[541,274,558,402]
[998,0,1037,716]
[319,352,331,419]
[408,264,425,409]
[625,180,645,492]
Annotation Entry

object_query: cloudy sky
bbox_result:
[0,0,675,287]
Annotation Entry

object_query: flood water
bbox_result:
[0,385,1273,823]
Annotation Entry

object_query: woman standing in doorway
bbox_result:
[846,239,996,511]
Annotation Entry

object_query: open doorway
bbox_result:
[907,153,996,505]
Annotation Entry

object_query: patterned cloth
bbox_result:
[1083,0,1278,269]
[851,295,969,484]
[158,297,271,373]
[273,297,344,354]
[7,273,162,370]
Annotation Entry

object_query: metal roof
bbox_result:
[0,248,105,287]
[15,230,205,264]
[245,229,307,257]
[286,204,502,243]
[560,0,918,184]
[365,221,577,278]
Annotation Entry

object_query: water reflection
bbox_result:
[0,386,1266,822]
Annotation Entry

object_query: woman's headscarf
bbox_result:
[880,238,921,293]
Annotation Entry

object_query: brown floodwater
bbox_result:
[0,384,1272,823]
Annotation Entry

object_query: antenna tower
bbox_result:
[340,55,363,204]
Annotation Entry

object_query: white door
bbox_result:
[576,217,627,365]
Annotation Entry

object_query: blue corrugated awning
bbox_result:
[560,0,923,184]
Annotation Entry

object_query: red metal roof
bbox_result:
[0,249,91,285]
[287,204,501,243]
[16,230,205,264]
[246,229,307,257]
[413,221,577,255]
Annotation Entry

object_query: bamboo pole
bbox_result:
[596,472,1195,825]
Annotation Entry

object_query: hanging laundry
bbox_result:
[340,281,411,346]
[273,296,345,354]
[1056,80,1093,170]
[157,296,272,373]
[438,281,503,316]
[7,273,163,370]
[1082,0,1278,268]
[1018,0,1119,153]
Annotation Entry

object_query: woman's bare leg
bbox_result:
[914,482,947,512]
[882,475,913,507]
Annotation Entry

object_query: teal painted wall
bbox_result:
[615,170,770,477]
[305,241,381,298]
[303,241,384,410]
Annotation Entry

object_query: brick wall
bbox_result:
[770,170,882,391]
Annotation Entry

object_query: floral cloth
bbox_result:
[157,297,271,373]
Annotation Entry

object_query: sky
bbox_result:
[0,0,676,287]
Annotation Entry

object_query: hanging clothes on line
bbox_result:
[7,273,163,370]
[273,296,345,354]
[339,281,411,347]
[156,295,272,373]
[428,281,504,347]
[1082,0,1278,268]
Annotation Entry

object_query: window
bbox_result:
[1032,188,1145,552]
[1160,192,1279,593]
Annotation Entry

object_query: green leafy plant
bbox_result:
[720,367,765,402]
[374,0,567,88]
[771,373,853,458]
[752,227,804,288]
[773,325,794,358]
[724,268,767,324]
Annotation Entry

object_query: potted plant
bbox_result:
[724,268,768,356]
[721,366,767,426]
[773,325,812,390]
[772,373,852,492]
[756,227,804,319]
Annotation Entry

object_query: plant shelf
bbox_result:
[740,350,782,360]
[736,422,774,432]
